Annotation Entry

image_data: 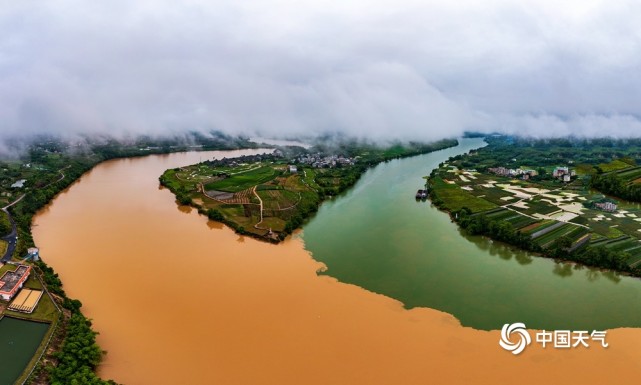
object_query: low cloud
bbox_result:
[1,0,641,144]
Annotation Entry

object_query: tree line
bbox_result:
[591,173,641,203]
[453,207,635,275]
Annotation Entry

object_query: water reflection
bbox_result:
[553,263,574,277]
[206,220,224,230]
[458,229,533,265]
[177,204,193,214]
[602,270,622,283]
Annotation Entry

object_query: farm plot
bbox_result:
[505,214,539,229]
[599,159,633,172]
[431,177,496,213]
[615,166,641,183]
[590,235,641,267]
[472,207,540,230]
[258,189,300,210]
[533,223,589,248]
[471,186,514,205]
[205,166,279,192]
[515,199,560,216]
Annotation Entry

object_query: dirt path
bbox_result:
[253,186,266,229]
[2,194,26,210]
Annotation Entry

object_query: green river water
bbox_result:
[302,137,641,331]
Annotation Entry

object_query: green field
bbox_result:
[615,166,641,184]
[431,177,496,213]
[162,162,317,240]
[517,199,561,216]
[205,166,279,192]
[534,223,584,248]
[258,190,300,211]
[599,159,632,172]
[302,168,322,191]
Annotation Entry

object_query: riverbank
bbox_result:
[30,144,641,384]
[4,143,268,383]
[160,139,459,243]
[427,138,641,279]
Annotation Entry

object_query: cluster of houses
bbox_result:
[487,167,539,180]
[488,166,577,182]
[552,167,577,182]
[205,152,281,168]
[294,154,355,169]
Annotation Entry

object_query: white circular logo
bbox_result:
[499,323,531,355]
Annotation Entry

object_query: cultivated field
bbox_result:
[431,163,641,267]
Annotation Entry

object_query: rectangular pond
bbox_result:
[0,316,50,385]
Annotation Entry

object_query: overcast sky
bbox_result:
[1,0,641,143]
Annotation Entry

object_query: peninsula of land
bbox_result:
[160,139,458,242]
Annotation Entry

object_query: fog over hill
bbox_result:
[1,0,641,149]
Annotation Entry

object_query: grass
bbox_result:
[259,217,287,232]
[518,199,560,216]
[0,240,6,257]
[0,210,11,237]
[258,190,300,211]
[0,263,20,275]
[599,159,632,172]
[256,184,283,191]
[432,177,496,213]
[472,187,514,205]
[205,166,279,192]
[302,168,321,191]
[616,166,641,182]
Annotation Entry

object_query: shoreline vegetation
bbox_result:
[428,135,641,279]
[160,139,459,243]
[0,133,262,384]
[1,134,457,383]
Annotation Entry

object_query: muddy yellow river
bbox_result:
[33,148,641,384]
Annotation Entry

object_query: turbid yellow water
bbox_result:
[33,148,641,384]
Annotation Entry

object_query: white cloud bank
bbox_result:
[1,0,641,142]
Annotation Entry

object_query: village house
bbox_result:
[488,167,538,180]
[595,201,617,212]
[553,167,575,182]
[0,264,31,301]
